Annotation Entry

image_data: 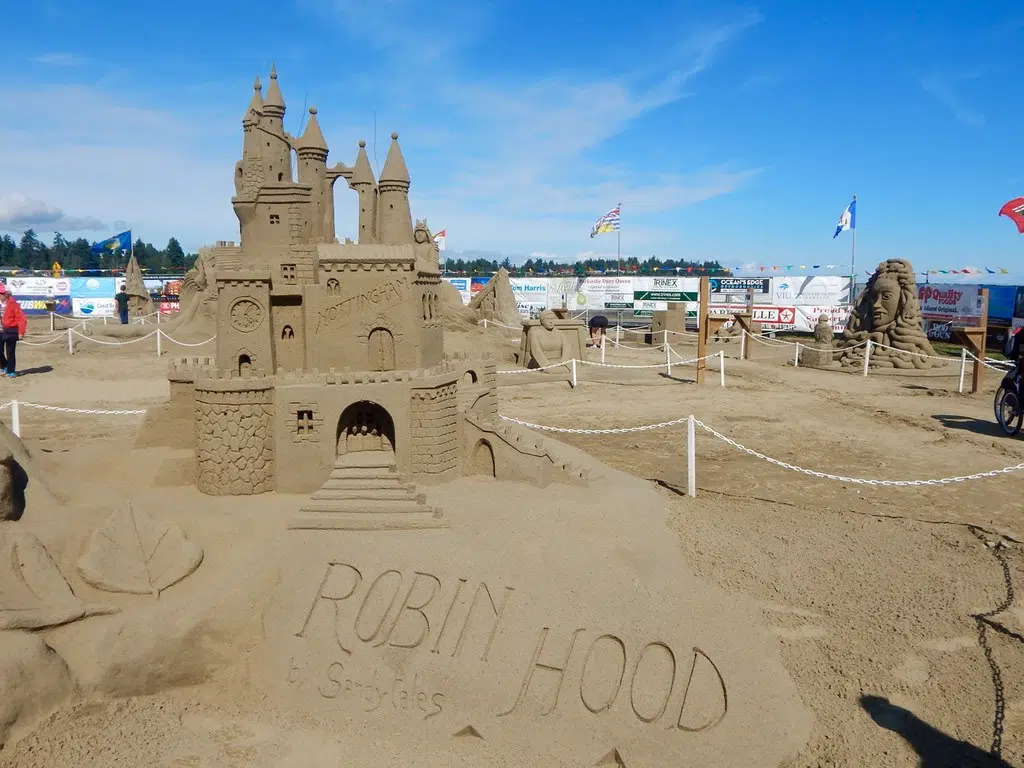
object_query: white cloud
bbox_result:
[32,52,86,67]
[0,84,237,250]
[0,193,105,233]
[920,73,985,128]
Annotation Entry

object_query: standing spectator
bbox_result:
[0,284,27,378]
[114,283,130,324]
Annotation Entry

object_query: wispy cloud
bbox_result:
[32,52,86,67]
[0,193,104,233]
[920,72,985,128]
[0,84,235,248]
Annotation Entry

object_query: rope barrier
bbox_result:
[498,411,1024,490]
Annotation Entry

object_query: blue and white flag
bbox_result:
[833,198,856,239]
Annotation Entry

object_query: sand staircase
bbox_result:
[289,451,446,530]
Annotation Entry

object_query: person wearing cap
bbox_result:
[0,283,27,378]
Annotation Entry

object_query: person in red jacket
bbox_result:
[0,283,27,378]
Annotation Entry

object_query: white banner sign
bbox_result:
[509,278,549,311]
[771,276,851,306]
[918,284,984,323]
[72,297,117,318]
[574,276,634,310]
[710,303,852,332]
[7,276,71,296]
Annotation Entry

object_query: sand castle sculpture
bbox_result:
[122,252,154,318]
[835,259,940,369]
[798,314,835,368]
[152,65,589,528]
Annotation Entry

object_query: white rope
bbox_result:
[4,401,146,415]
[695,419,1024,486]
[500,414,691,434]
[158,332,216,347]
[71,329,158,345]
[498,411,1024,486]
[497,360,571,374]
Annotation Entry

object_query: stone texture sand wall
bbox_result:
[195,378,275,495]
[411,380,460,477]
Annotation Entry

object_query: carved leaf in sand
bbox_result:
[77,502,203,596]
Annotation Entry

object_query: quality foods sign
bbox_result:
[918,284,984,322]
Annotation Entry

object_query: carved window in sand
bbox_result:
[292,403,322,443]
[336,401,395,456]
[281,264,297,284]
[281,324,295,340]
[269,214,280,225]
[367,328,396,371]
[326,278,341,296]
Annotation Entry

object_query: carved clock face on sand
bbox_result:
[230,298,263,332]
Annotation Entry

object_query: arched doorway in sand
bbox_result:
[336,401,395,458]
[470,439,496,478]
[367,328,396,371]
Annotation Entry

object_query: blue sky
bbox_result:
[1,0,1022,278]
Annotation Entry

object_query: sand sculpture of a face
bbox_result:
[835,258,939,369]
[539,310,556,331]
[813,315,833,345]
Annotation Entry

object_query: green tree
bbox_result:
[165,237,185,270]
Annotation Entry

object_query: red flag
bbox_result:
[999,197,1024,233]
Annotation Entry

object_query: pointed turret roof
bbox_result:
[295,106,328,153]
[351,139,376,186]
[243,77,263,124]
[379,131,410,185]
[263,63,285,115]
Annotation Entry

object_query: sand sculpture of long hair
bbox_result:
[836,258,940,369]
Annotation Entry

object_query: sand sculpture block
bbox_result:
[836,259,940,369]
[518,311,586,369]
[254,471,810,768]
[799,314,835,368]
[469,267,520,328]
[647,303,687,344]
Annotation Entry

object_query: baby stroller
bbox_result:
[994,326,1023,436]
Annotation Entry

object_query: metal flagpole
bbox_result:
[849,195,857,301]
[617,202,622,274]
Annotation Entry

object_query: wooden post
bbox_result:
[696,276,710,384]
[951,288,989,394]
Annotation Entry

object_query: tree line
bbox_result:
[443,255,727,276]
[0,230,198,273]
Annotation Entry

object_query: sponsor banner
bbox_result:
[925,320,953,341]
[575,276,633,311]
[70,276,118,298]
[72,297,117,318]
[6,276,71,296]
[918,283,985,323]
[510,278,548,310]
[159,301,180,315]
[470,277,490,295]
[772,276,851,306]
[709,277,770,294]
[145,278,184,299]
[442,277,471,305]
[709,303,851,332]
[634,290,698,302]
[16,296,72,315]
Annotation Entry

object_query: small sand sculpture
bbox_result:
[122,252,154,319]
[469,267,520,328]
[77,502,204,596]
[518,309,587,370]
[799,314,835,368]
[836,258,940,369]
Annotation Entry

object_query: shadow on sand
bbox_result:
[932,414,1011,439]
[860,695,1014,767]
[12,365,54,378]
